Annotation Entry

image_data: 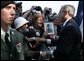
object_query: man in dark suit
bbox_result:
[37,5,82,60]
[51,5,81,60]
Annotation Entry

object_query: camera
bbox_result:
[31,6,42,14]
[44,7,52,15]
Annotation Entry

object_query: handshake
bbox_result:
[25,37,47,48]
[26,37,46,43]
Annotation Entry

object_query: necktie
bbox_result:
[5,33,11,52]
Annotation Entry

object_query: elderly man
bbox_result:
[37,5,81,60]
[52,4,82,60]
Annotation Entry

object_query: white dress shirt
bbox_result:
[1,27,11,42]
[63,17,72,27]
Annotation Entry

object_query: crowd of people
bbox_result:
[1,1,83,60]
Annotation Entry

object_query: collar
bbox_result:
[63,17,72,27]
[1,27,11,42]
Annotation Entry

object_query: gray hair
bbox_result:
[61,5,75,17]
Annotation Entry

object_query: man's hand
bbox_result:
[40,51,53,59]
[26,37,38,42]
[42,31,48,38]
[37,38,46,43]
[40,51,47,57]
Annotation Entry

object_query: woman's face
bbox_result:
[36,14,43,27]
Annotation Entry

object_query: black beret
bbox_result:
[1,1,15,9]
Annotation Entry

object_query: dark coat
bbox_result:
[1,29,25,60]
[52,18,81,60]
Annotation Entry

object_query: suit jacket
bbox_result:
[52,18,81,60]
[1,29,25,60]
